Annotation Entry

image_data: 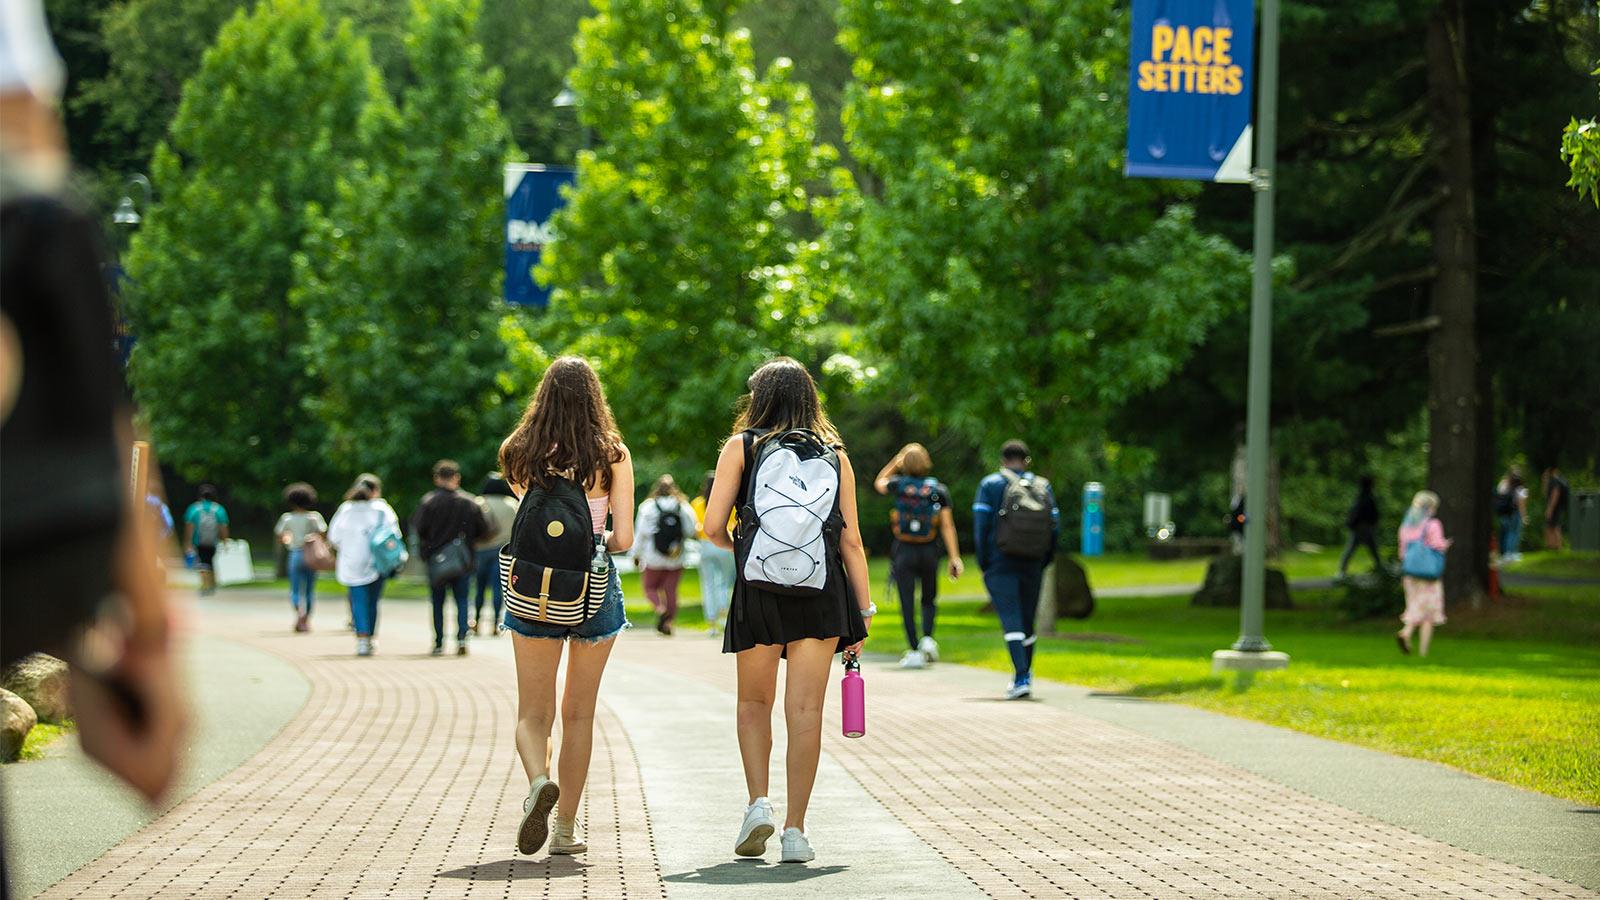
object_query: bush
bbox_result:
[1337,569,1405,620]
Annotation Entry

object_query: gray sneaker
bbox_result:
[518,776,560,855]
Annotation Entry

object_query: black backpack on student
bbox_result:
[995,470,1054,560]
[1493,488,1515,516]
[501,475,602,625]
[653,500,687,556]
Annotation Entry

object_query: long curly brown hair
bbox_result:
[499,356,625,492]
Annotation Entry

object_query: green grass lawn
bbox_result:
[16,721,75,762]
[1507,549,1600,580]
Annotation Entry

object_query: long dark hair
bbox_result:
[499,356,625,492]
[732,357,841,447]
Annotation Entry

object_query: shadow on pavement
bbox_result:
[437,857,588,880]
[663,861,849,884]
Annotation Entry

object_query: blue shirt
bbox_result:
[972,467,1059,570]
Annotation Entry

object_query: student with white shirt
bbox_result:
[327,473,401,657]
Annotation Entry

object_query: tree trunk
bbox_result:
[1425,0,1488,607]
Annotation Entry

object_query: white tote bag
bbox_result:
[213,539,256,586]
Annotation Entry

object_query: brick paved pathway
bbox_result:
[27,591,1596,899]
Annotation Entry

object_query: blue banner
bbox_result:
[504,164,575,306]
[1125,0,1254,183]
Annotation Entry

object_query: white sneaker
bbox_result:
[550,817,587,855]
[518,776,560,855]
[356,637,372,657]
[780,827,814,863]
[899,649,927,669]
[918,635,939,662]
[1005,680,1032,700]
[734,797,776,857]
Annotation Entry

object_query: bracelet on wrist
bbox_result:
[860,602,877,617]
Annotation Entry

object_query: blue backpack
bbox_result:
[370,520,409,577]
[1400,520,1445,580]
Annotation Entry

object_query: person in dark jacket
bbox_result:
[411,460,490,656]
[1337,476,1382,579]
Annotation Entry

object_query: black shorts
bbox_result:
[195,543,217,569]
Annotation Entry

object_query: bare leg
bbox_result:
[512,634,564,782]
[781,638,836,831]
[554,636,618,820]
[735,645,782,802]
[1418,621,1434,657]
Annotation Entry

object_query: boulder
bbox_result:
[2,653,72,724]
[1054,557,1095,621]
[1191,553,1293,609]
[1,687,36,762]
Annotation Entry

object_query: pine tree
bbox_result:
[123,0,391,504]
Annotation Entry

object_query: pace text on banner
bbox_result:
[504,164,575,306]
[1125,0,1255,183]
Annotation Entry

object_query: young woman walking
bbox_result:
[274,482,327,632]
[701,357,871,864]
[634,474,696,635]
[327,474,399,657]
[874,442,963,668]
[497,357,634,857]
[692,471,735,637]
[1397,490,1451,657]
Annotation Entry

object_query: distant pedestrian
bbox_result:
[973,440,1058,700]
[1227,490,1247,555]
[701,357,872,864]
[692,471,734,637]
[274,482,327,633]
[472,472,518,635]
[1493,467,1529,563]
[634,474,697,636]
[1542,467,1569,550]
[1397,491,1451,657]
[412,460,491,656]
[328,473,400,657]
[875,442,963,669]
[497,356,634,857]
[1336,475,1381,579]
[182,484,230,596]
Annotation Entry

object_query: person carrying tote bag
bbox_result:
[1396,490,1451,657]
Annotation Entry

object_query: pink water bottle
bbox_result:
[841,654,866,738]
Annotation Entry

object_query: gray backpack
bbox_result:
[195,503,222,546]
[995,471,1053,560]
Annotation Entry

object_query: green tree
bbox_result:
[1561,66,1599,206]
[539,0,842,459]
[291,0,514,501]
[835,0,1247,475]
[123,0,390,505]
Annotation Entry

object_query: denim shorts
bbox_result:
[502,568,629,643]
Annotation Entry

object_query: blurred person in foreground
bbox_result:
[0,2,186,889]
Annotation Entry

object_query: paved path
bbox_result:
[7,590,1597,899]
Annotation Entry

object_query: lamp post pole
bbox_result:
[1214,0,1289,673]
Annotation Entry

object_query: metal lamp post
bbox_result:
[551,84,591,153]
[1213,0,1289,674]
[113,174,153,227]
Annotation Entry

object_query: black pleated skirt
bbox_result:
[722,558,868,655]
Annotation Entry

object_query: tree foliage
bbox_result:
[1560,66,1599,206]
[835,0,1248,475]
[539,0,843,460]
[291,0,514,502]
[123,0,390,505]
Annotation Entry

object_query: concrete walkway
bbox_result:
[4,588,1596,899]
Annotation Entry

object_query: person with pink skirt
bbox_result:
[1396,490,1451,657]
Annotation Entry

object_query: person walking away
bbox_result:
[635,474,697,635]
[693,471,735,637]
[1336,475,1381,579]
[702,357,872,864]
[412,460,491,656]
[328,474,401,656]
[875,442,963,668]
[274,482,327,632]
[498,356,634,857]
[182,484,230,595]
[1542,467,1569,550]
[1227,490,1247,555]
[972,440,1058,700]
[473,472,518,635]
[1396,491,1451,657]
[1493,467,1529,563]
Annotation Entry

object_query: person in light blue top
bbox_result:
[972,440,1058,700]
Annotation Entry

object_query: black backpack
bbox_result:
[995,470,1054,561]
[653,500,687,556]
[501,476,603,625]
[1493,488,1515,516]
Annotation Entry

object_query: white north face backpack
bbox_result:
[737,429,841,596]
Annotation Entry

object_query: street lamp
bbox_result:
[114,174,153,227]
[551,84,590,153]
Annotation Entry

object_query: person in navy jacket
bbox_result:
[972,440,1059,699]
